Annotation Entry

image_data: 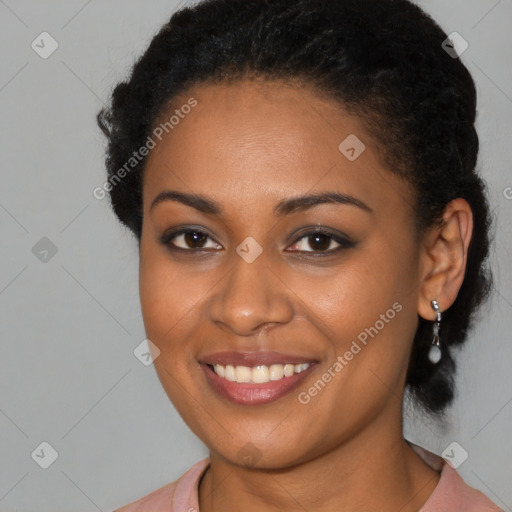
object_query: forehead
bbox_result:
[142,79,409,217]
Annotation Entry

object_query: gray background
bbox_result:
[0,1,511,511]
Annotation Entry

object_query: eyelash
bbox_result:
[159,226,356,256]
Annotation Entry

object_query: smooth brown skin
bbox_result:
[139,78,473,512]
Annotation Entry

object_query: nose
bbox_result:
[207,250,294,337]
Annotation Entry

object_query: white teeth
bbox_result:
[235,366,252,383]
[284,364,295,377]
[252,365,270,383]
[269,364,284,381]
[211,362,311,383]
[214,364,225,378]
[225,365,236,381]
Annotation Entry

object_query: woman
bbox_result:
[97,0,501,510]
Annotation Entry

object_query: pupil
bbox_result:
[309,233,330,251]
[185,231,207,248]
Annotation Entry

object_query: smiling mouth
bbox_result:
[208,362,311,384]
[200,360,317,405]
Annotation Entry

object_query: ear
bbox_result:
[417,198,473,320]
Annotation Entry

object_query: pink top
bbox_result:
[113,444,502,511]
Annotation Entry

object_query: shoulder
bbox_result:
[410,443,502,512]
[113,458,210,512]
[422,462,502,511]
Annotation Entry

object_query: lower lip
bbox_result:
[200,363,316,405]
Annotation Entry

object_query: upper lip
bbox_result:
[199,350,318,367]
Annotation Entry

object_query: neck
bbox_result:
[198,405,440,512]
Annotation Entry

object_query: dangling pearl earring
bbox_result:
[429,300,442,364]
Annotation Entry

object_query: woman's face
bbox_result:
[139,79,425,468]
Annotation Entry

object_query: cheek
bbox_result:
[139,247,207,346]
[309,240,418,376]
[138,248,208,412]
[299,258,396,331]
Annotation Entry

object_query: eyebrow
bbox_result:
[149,190,373,216]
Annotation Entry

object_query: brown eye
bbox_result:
[183,230,208,248]
[287,228,356,254]
[305,233,334,251]
[161,228,222,251]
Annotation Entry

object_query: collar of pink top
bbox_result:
[113,441,503,511]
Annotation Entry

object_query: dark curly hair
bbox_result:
[97,0,493,415]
